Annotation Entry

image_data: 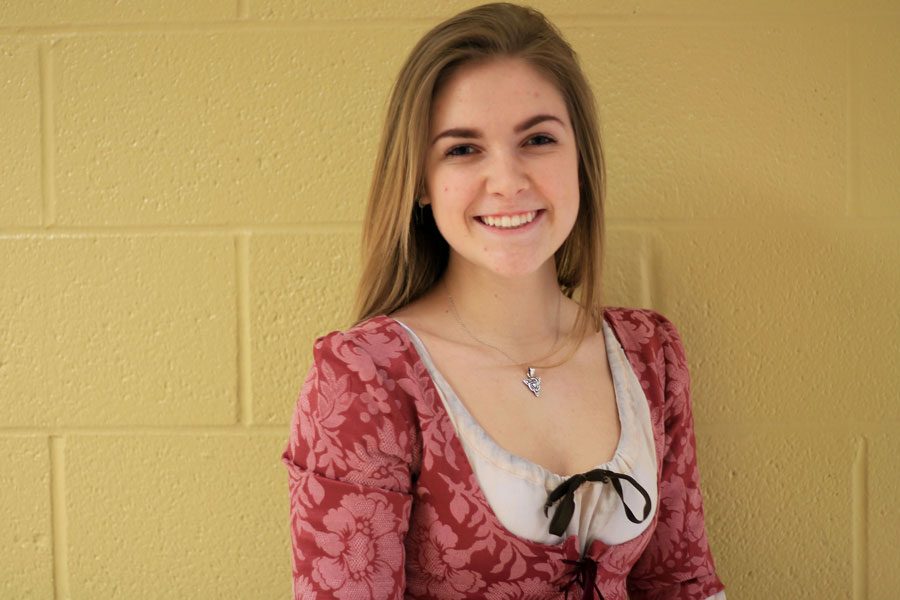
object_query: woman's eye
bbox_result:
[526,134,556,146]
[445,145,475,157]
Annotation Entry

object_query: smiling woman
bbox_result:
[422,57,580,281]
[282,3,726,599]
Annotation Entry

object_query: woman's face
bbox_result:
[422,57,580,281]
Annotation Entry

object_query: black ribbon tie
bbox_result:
[543,468,652,537]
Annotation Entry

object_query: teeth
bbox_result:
[482,211,537,229]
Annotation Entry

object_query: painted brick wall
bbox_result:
[1,1,898,598]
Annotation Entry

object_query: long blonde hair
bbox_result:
[354,2,606,356]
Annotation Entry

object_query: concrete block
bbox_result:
[870,434,900,599]
[571,23,846,219]
[602,227,647,309]
[0,1,232,26]
[0,37,42,227]
[53,28,421,226]
[0,236,237,426]
[65,434,289,600]
[653,226,900,422]
[698,431,854,599]
[856,19,900,216]
[0,437,53,599]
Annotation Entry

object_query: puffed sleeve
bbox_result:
[627,313,726,600]
[281,329,419,600]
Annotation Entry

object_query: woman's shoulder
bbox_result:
[307,314,418,381]
[602,305,686,353]
[604,306,693,421]
[313,314,405,346]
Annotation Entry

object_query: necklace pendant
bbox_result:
[523,367,541,398]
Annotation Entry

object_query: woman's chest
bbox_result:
[432,339,622,477]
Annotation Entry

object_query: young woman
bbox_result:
[282,3,725,598]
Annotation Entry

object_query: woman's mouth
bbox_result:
[475,210,543,230]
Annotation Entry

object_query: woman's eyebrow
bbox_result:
[430,113,565,145]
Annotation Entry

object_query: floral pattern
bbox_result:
[406,504,486,599]
[282,308,725,599]
[484,577,565,599]
[311,493,405,598]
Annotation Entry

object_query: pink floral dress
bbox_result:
[282,307,725,599]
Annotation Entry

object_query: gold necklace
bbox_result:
[447,293,561,398]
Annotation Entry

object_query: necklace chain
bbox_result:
[446,293,562,369]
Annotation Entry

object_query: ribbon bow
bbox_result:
[543,468,652,537]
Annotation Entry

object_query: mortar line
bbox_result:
[0,223,364,236]
[49,436,70,600]
[852,435,868,600]
[236,233,253,426]
[692,421,900,435]
[0,13,863,35]
[0,425,288,435]
[39,40,57,227]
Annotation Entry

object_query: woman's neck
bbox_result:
[435,259,576,356]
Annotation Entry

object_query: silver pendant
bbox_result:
[523,367,541,397]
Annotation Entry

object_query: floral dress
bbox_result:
[281,307,725,599]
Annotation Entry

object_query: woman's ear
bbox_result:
[417,195,431,207]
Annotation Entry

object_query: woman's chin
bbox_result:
[475,257,559,281]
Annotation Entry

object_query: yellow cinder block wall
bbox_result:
[1,1,898,598]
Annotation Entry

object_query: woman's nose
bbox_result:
[484,151,528,198]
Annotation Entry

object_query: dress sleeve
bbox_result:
[626,313,725,600]
[281,330,418,600]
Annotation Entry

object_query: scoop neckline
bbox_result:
[383,314,635,483]
[371,310,660,559]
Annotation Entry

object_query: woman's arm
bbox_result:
[627,313,725,600]
[281,329,419,600]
